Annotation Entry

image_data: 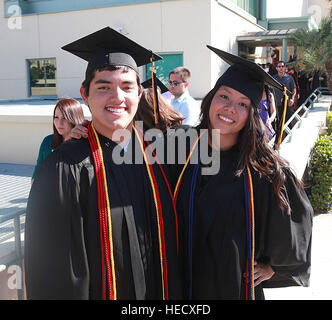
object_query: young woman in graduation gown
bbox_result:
[171,46,313,300]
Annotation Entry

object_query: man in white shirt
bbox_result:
[168,67,200,126]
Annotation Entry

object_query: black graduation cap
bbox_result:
[61,27,162,76]
[207,45,290,107]
[142,77,169,94]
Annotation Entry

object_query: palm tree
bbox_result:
[289,15,332,93]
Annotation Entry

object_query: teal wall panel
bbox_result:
[145,53,183,88]
[4,0,170,17]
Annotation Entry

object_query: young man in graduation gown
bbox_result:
[24,27,182,300]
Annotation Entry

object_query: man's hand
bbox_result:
[70,120,90,139]
[253,261,275,286]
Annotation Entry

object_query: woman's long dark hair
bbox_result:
[198,84,297,212]
[51,98,85,149]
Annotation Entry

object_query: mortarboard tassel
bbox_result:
[275,86,289,150]
[150,58,160,126]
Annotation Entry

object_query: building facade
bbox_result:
[0,0,268,101]
[0,0,330,101]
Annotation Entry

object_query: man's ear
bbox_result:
[80,85,89,105]
[138,85,143,100]
[184,81,189,88]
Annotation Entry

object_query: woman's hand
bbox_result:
[265,118,271,128]
[253,261,275,286]
[70,120,90,139]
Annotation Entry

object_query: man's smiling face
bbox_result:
[80,68,141,139]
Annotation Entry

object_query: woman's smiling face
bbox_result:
[209,85,250,147]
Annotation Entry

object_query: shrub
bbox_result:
[309,134,332,212]
[327,111,332,135]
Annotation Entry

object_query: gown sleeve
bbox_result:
[24,147,90,299]
[254,168,314,288]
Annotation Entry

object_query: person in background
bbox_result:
[31,98,84,184]
[309,70,325,93]
[168,67,200,126]
[257,85,276,139]
[287,66,300,110]
[141,76,173,102]
[273,61,297,143]
[135,88,184,132]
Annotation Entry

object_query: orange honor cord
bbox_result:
[88,123,117,300]
[133,125,168,300]
[276,86,289,150]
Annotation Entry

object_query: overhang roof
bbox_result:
[237,29,297,47]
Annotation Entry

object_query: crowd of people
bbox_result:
[25,27,313,300]
[261,61,327,126]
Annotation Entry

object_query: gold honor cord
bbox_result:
[276,86,289,150]
[173,130,207,202]
[133,125,168,300]
[246,164,255,300]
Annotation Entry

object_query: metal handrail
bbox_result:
[0,208,25,300]
[269,87,330,147]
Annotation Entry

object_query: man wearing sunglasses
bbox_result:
[168,67,200,126]
[273,61,297,125]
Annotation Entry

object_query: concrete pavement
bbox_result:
[264,212,332,300]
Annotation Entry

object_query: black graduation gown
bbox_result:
[173,142,313,300]
[24,132,182,300]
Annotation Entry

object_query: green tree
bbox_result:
[289,14,332,93]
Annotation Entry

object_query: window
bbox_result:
[27,58,57,96]
[145,53,183,88]
[228,0,259,18]
[229,0,249,11]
